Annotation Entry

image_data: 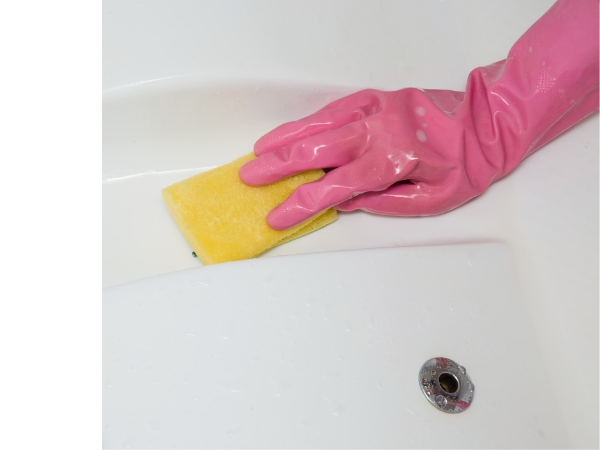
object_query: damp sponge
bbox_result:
[162,153,337,265]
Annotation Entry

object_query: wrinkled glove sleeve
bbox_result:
[452,0,599,181]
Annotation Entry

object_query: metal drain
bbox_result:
[419,357,474,414]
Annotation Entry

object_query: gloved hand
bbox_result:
[239,0,599,231]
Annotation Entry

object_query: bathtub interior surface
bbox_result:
[103,244,568,448]
[103,1,598,447]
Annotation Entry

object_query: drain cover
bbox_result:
[419,357,474,414]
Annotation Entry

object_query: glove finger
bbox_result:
[334,182,445,216]
[266,151,417,230]
[239,121,368,186]
[255,107,368,156]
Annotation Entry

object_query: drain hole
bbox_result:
[438,372,459,394]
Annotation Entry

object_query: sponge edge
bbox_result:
[162,153,337,265]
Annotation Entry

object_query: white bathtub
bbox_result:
[103,1,598,447]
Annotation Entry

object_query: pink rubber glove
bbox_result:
[240,0,599,231]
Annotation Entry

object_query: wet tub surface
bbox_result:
[103,1,598,447]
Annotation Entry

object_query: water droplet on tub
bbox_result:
[324,397,346,416]
[220,321,236,339]
[368,312,377,328]
[323,369,341,379]
[220,376,248,394]
[147,421,159,434]
[226,427,241,438]
[269,377,290,397]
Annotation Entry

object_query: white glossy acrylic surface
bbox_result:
[103,244,567,448]
[103,1,598,447]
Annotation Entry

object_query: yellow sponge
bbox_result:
[162,153,337,265]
